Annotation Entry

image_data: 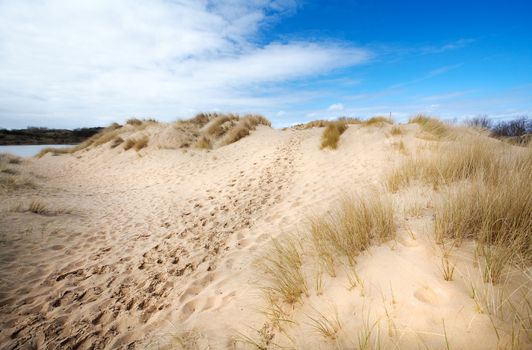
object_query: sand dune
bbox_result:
[0,121,530,349]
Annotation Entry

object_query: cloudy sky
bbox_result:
[0,0,531,128]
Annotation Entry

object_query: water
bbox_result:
[0,144,72,157]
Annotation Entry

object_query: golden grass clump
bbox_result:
[293,120,329,129]
[0,154,34,192]
[133,136,149,151]
[310,192,396,266]
[222,115,271,145]
[306,307,342,339]
[0,153,22,165]
[409,114,448,138]
[259,236,308,304]
[434,161,531,282]
[35,147,70,158]
[389,130,531,284]
[123,139,135,150]
[203,114,239,136]
[110,137,124,148]
[390,126,403,135]
[193,136,212,150]
[36,123,124,157]
[28,199,47,214]
[386,137,508,191]
[320,121,348,149]
[126,118,143,126]
[363,116,394,126]
[122,136,149,151]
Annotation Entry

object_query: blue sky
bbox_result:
[0,0,531,128]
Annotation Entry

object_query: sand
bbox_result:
[0,123,529,349]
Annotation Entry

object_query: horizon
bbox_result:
[1,0,531,129]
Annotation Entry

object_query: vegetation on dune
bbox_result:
[387,124,531,286]
[173,112,271,149]
[259,235,308,305]
[0,153,34,192]
[193,136,212,150]
[221,115,271,145]
[362,116,394,126]
[409,114,449,138]
[390,126,403,135]
[110,137,124,148]
[320,121,348,149]
[35,119,160,157]
[310,192,396,267]
[133,136,149,151]
[293,117,360,130]
[126,118,143,126]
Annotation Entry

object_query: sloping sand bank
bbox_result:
[1,123,530,349]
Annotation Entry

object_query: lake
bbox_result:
[0,145,72,157]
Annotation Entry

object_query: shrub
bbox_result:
[320,121,348,149]
[466,116,492,129]
[491,117,531,138]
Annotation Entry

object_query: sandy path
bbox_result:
[0,128,303,349]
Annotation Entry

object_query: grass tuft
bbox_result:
[110,137,124,148]
[222,115,271,145]
[310,192,395,266]
[363,116,394,126]
[193,136,212,150]
[126,118,143,126]
[306,306,342,339]
[133,136,149,151]
[28,200,47,214]
[390,126,403,135]
[320,121,348,149]
[259,235,308,305]
[409,114,448,138]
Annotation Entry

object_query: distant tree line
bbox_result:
[466,116,531,138]
[0,126,104,145]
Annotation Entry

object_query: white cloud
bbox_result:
[327,103,344,111]
[0,0,370,128]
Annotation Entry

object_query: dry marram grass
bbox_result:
[310,192,396,266]
[320,121,348,149]
[259,235,308,305]
[409,114,449,138]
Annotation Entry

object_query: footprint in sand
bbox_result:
[414,286,441,305]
